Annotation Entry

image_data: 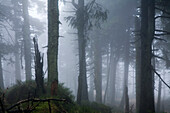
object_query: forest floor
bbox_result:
[0,80,122,113]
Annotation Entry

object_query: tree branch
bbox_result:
[154,37,167,42]
[155,15,170,19]
[152,67,170,89]
[7,98,66,111]
[155,33,170,36]
[72,0,78,9]
[155,29,170,34]
[155,7,170,15]
[152,54,166,61]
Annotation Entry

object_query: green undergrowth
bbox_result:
[31,101,112,113]
[4,80,113,113]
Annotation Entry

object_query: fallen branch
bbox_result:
[7,98,66,112]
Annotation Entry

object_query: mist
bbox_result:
[0,0,170,113]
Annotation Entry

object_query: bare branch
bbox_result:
[72,0,78,9]
[155,7,170,15]
[155,33,170,36]
[152,54,166,61]
[7,98,66,111]
[152,67,170,89]
[154,37,167,42]
[63,10,76,13]
[0,23,14,44]
[155,29,170,34]
[155,15,170,19]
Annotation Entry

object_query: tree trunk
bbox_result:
[111,58,118,105]
[22,0,32,80]
[109,47,119,105]
[135,17,141,113]
[0,54,4,89]
[33,38,45,95]
[119,33,130,110]
[47,0,59,94]
[94,38,102,103]
[88,40,94,102]
[156,79,162,113]
[77,0,89,104]
[13,0,21,82]
[89,72,94,102]
[125,86,129,113]
[139,0,155,112]
[104,45,111,104]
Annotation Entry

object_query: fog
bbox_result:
[0,0,170,112]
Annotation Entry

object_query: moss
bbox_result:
[32,102,58,113]
[5,80,113,113]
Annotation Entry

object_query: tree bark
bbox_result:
[33,38,45,95]
[47,0,59,94]
[22,0,32,80]
[77,0,89,104]
[139,0,155,112]
[94,38,102,103]
[135,17,141,113]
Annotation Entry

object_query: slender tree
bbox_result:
[22,0,32,80]
[157,79,162,113]
[93,36,102,103]
[12,0,22,81]
[47,0,59,91]
[135,16,141,113]
[0,53,4,89]
[119,32,130,110]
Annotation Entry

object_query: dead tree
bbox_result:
[33,37,45,95]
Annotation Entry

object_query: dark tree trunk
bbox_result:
[139,0,155,112]
[77,0,89,104]
[22,0,32,80]
[33,38,45,95]
[0,54,4,89]
[135,17,141,113]
[125,86,129,113]
[47,0,59,91]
